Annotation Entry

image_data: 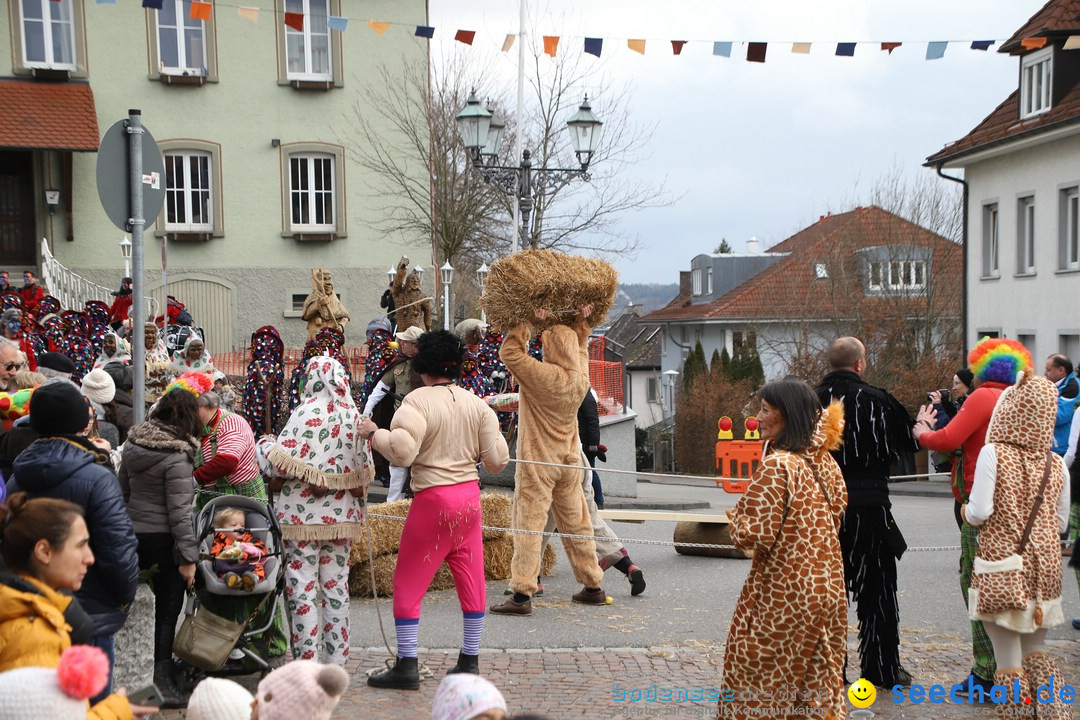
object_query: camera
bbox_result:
[927,388,949,403]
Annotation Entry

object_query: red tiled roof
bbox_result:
[1000,0,1080,54]
[639,206,960,324]
[0,80,99,152]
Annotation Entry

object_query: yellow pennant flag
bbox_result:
[627,39,646,55]
[501,34,516,52]
[237,6,258,22]
[1065,35,1080,50]
[368,20,390,35]
[791,42,811,54]
[543,35,559,57]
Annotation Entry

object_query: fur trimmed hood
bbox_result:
[126,420,199,456]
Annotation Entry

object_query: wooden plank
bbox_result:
[598,509,729,524]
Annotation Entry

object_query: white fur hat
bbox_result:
[187,677,255,720]
[0,646,109,720]
[80,368,116,405]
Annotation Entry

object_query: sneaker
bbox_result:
[950,674,994,700]
[224,572,242,589]
[1072,618,1080,631]
[572,587,607,605]
[241,573,257,592]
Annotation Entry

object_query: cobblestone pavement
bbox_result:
[161,636,1080,718]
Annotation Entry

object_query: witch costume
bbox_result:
[242,325,286,436]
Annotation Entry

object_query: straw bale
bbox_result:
[479,493,512,541]
[479,249,618,332]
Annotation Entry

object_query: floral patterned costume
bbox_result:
[258,356,370,665]
[720,402,849,720]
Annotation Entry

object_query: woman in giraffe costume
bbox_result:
[719,379,848,720]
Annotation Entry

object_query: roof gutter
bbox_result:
[935,162,969,357]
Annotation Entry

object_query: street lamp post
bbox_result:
[455,92,603,252]
[476,262,489,324]
[440,261,454,330]
[119,236,132,278]
[663,369,680,473]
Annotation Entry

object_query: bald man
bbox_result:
[816,337,918,689]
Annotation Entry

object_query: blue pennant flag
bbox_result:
[713,41,732,57]
[926,41,948,60]
[142,0,164,8]
[836,43,856,57]
[327,16,347,32]
[970,40,994,51]
[584,37,603,57]
[415,25,435,38]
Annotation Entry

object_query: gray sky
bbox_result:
[429,1,1044,284]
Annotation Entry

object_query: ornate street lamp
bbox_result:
[119,236,132,278]
[440,261,454,329]
[476,263,490,324]
[566,96,603,170]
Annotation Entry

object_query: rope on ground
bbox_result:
[365,512,960,553]
[508,458,950,483]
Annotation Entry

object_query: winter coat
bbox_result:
[11,436,139,635]
[0,574,133,720]
[118,421,200,564]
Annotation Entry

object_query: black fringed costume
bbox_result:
[817,370,917,687]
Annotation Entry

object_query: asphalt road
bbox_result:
[348,486,1080,653]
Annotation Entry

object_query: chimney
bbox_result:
[745,236,760,254]
[631,304,644,317]
[679,270,691,296]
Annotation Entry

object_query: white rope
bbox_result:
[366,512,960,553]
[392,295,435,312]
[508,457,950,484]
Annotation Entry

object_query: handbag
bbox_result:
[973,450,1054,620]
[173,591,272,671]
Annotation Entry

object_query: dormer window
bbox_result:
[1021,47,1052,119]
[691,268,703,295]
[705,266,713,294]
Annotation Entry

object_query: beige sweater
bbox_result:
[371,384,509,492]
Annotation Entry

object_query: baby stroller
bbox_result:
[176,495,285,675]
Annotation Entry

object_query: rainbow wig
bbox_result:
[967,337,1032,385]
[165,371,214,397]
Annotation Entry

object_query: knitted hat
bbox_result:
[253,660,349,720]
[165,371,214,397]
[0,645,110,720]
[29,379,89,435]
[80,369,116,405]
[103,361,134,391]
[187,677,255,720]
[432,674,508,720]
[37,352,76,377]
[967,337,1032,385]
[955,368,974,392]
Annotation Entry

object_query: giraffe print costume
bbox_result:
[719,402,848,720]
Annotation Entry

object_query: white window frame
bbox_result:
[1062,187,1079,271]
[1021,48,1052,119]
[284,0,332,81]
[691,269,702,296]
[155,0,208,77]
[705,266,713,294]
[646,376,660,403]
[983,203,1000,277]
[1018,196,1036,274]
[868,261,884,290]
[164,151,214,233]
[19,0,77,70]
[814,262,828,279]
[289,153,336,231]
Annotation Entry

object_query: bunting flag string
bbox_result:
[88,3,1078,65]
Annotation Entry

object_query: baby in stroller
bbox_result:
[211,507,268,592]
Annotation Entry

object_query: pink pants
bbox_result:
[393,481,486,619]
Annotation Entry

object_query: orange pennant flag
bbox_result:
[543,35,560,57]
[671,40,687,55]
[368,20,390,35]
[628,39,646,55]
[881,42,902,54]
[1021,37,1048,51]
[455,30,476,45]
[501,34,516,52]
[189,1,211,21]
[284,12,303,32]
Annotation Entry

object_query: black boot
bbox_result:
[367,657,420,690]
[154,660,190,709]
[447,651,479,675]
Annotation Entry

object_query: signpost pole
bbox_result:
[128,109,147,424]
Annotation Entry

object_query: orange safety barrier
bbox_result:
[715,416,763,494]
[213,347,369,382]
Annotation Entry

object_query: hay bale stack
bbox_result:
[480,493,512,540]
[673,521,748,559]
[350,499,411,563]
[479,249,618,332]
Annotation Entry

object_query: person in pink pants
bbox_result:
[360,329,509,691]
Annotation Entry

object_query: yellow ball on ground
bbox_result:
[605,595,613,605]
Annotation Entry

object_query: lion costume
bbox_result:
[390,256,430,332]
[497,311,604,600]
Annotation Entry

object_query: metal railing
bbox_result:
[41,238,157,318]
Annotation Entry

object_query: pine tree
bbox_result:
[682,340,707,391]
[710,348,723,378]
[720,347,733,382]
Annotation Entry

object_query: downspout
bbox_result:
[935,162,969,356]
